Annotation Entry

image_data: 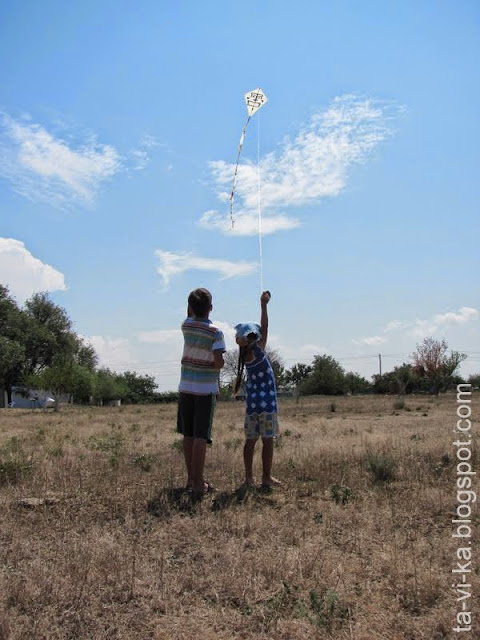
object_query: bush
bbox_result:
[152,391,179,404]
[132,453,157,471]
[367,455,397,483]
[0,438,33,485]
[330,484,354,504]
[87,431,125,454]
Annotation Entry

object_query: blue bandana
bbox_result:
[234,322,262,341]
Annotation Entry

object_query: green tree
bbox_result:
[119,371,157,403]
[0,287,101,410]
[75,338,98,371]
[29,338,99,410]
[392,363,416,395]
[372,371,394,394]
[411,337,467,395]
[0,286,28,405]
[344,371,371,394]
[300,355,345,396]
[284,363,313,400]
[467,372,480,388]
[285,363,313,388]
[266,347,286,388]
[0,336,25,406]
[23,292,77,374]
[94,368,125,405]
[28,357,81,412]
[22,293,98,410]
[71,366,96,404]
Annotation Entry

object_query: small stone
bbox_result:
[17,497,60,508]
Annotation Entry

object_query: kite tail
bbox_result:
[230,115,251,228]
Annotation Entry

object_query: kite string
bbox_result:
[257,113,263,294]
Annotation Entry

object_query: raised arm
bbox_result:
[258,291,270,351]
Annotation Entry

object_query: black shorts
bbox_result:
[177,393,216,443]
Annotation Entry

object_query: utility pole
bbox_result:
[378,353,382,377]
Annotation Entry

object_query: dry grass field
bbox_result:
[0,394,478,639]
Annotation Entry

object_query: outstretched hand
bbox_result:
[261,290,271,305]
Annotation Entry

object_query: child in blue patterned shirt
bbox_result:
[234,291,282,488]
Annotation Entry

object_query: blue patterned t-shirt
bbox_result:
[244,344,278,415]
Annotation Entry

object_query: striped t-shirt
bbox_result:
[178,317,226,395]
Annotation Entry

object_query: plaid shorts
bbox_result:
[244,412,279,440]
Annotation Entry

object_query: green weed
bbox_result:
[367,454,397,483]
[330,484,354,504]
[0,438,33,485]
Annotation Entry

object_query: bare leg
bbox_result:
[261,438,282,486]
[183,436,194,487]
[191,437,207,493]
[243,438,257,485]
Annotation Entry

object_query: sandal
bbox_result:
[186,480,216,493]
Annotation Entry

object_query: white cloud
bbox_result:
[0,237,67,302]
[140,134,166,149]
[137,329,182,344]
[155,249,257,290]
[433,307,479,326]
[129,133,169,171]
[139,321,236,350]
[269,340,328,366]
[214,320,236,347]
[85,335,137,372]
[0,112,122,207]
[199,209,300,236]
[384,307,479,338]
[299,343,327,354]
[384,320,410,332]
[410,319,437,338]
[352,336,387,346]
[200,94,401,236]
[130,149,149,171]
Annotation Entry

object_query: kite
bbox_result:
[230,88,268,228]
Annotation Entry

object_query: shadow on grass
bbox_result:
[146,487,202,518]
[147,484,279,517]
[211,484,277,513]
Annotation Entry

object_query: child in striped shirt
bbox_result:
[177,288,225,495]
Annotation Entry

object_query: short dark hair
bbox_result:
[188,288,212,317]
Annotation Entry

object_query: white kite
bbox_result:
[230,88,268,228]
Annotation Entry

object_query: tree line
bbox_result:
[221,338,472,397]
[1,284,475,410]
[0,285,159,409]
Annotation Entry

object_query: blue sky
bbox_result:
[1,0,479,390]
